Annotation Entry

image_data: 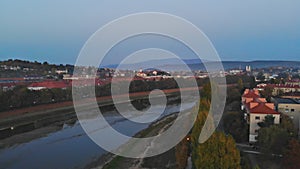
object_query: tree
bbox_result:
[201,82,211,100]
[175,137,189,169]
[257,72,265,81]
[280,114,296,137]
[192,131,241,169]
[261,85,274,101]
[253,165,261,169]
[249,76,256,88]
[223,111,248,142]
[282,139,300,169]
[270,78,281,84]
[258,115,275,128]
[257,125,289,155]
[237,78,244,91]
[191,99,241,169]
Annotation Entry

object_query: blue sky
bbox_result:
[1,0,300,65]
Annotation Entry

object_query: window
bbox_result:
[291,109,295,112]
[255,130,259,133]
[285,109,289,113]
[255,116,260,120]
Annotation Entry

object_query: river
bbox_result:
[0,100,196,169]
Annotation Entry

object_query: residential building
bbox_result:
[280,92,300,99]
[255,83,300,95]
[272,98,300,135]
[242,89,280,143]
[285,79,300,86]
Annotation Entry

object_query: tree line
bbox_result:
[175,83,241,169]
[1,78,195,113]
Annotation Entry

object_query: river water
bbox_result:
[0,101,196,169]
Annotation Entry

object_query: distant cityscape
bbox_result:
[1,59,300,92]
[1,59,300,168]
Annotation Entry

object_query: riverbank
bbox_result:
[0,100,196,169]
[85,112,181,169]
[0,87,200,119]
[0,87,199,140]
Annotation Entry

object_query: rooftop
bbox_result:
[250,103,280,115]
[274,98,300,104]
[242,90,260,98]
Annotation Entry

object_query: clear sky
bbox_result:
[1,0,300,65]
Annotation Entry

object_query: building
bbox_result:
[242,89,280,143]
[247,102,280,142]
[280,92,300,100]
[255,83,300,95]
[272,98,300,135]
[285,79,300,86]
[246,65,251,72]
[229,69,243,75]
[55,69,68,74]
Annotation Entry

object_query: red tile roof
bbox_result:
[242,91,260,98]
[250,103,280,115]
[256,84,300,89]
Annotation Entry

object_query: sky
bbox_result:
[1,0,300,65]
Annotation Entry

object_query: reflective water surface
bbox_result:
[0,101,195,169]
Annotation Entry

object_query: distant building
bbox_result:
[229,69,243,75]
[285,79,300,86]
[242,89,280,143]
[272,98,300,135]
[55,69,68,74]
[280,92,300,100]
[255,83,300,95]
[246,65,251,72]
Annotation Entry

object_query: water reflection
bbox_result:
[0,102,195,169]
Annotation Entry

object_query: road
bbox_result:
[236,143,260,168]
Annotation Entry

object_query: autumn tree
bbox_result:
[191,98,241,169]
[192,131,241,169]
[175,137,189,169]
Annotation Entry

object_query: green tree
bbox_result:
[237,78,244,91]
[223,111,248,142]
[257,72,265,81]
[261,85,274,101]
[253,165,261,169]
[280,114,296,137]
[257,125,289,155]
[258,115,275,128]
[201,83,211,100]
